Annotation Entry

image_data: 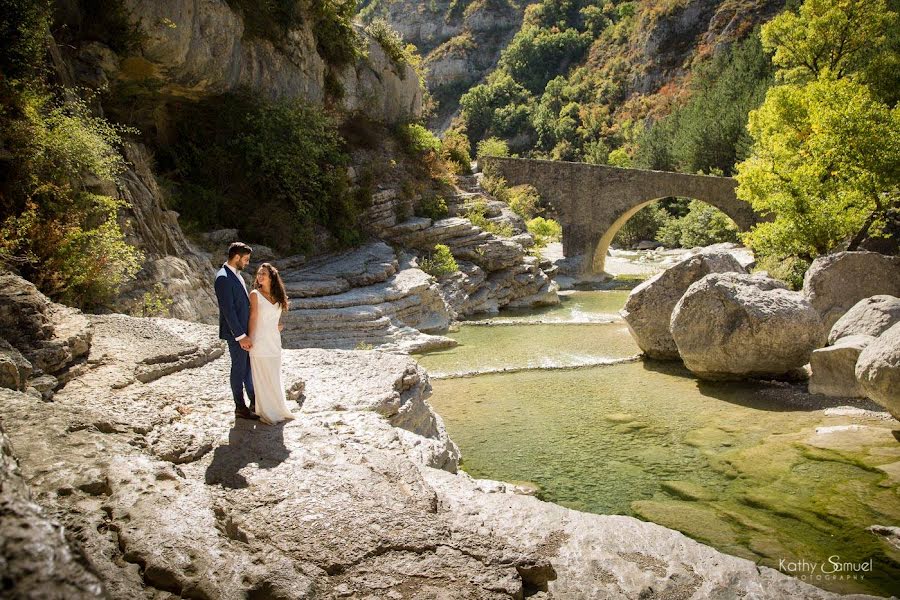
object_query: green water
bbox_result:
[417,291,900,596]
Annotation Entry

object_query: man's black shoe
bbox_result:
[235,407,260,420]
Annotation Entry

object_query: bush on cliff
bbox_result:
[420,244,458,278]
[0,0,142,307]
[0,94,143,307]
[162,93,361,253]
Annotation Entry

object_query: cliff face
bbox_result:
[359,0,525,130]
[69,0,423,124]
[54,0,426,319]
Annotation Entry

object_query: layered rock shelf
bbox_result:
[276,242,456,353]
[385,216,558,316]
[0,296,853,598]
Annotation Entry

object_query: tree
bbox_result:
[736,78,900,260]
[761,0,900,104]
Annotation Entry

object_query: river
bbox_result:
[416,274,900,596]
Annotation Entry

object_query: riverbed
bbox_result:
[416,286,900,596]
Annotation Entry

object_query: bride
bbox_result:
[248,262,295,425]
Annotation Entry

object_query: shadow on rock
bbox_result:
[204,420,291,488]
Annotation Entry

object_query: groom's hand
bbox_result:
[239,338,253,351]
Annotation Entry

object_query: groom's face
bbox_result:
[236,253,251,270]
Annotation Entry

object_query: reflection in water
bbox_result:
[417,291,900,596]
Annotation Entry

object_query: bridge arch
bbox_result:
[481,156,760,275]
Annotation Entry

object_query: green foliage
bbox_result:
[398,123,441,155]
[480,174,510,203]
[465,200,514,237]
[141,283,173,317]
[635,32,774,175]
[736,77,900,261]
[162,93,359,253]
[499,25,591,95]
[475,137,509,160]
[440,128,472,174]
[526,216,562,248]
[613,203,671,247]
[761,0,900,104]
[508,184,541,219]
[354,341,375,350]
[460,73,533,143]
[607,147,631,167]
[225,0,362,68]
[365,17,425,84]
[0,90,143,307]
[0,0,51,85]
[655,200,740,248]
[419,243,459,277]
[312,0,364,67]
[753,254,811,290]
[416,195,449,220]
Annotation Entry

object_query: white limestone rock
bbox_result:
[671,273,825,380]
[855,321,900,420]
[621,251,746,359]
[828,295,900,344]
[802,251,900,331]
[809,335,873,398]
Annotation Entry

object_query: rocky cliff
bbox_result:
[359,0,526,130]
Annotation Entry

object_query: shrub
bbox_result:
[0,0,52,84]
[476,137,510,160]
[526,216,562,248]
[753,255,811,291]
[0,91,143,307]
[312,0,364,67]
[508,184,541,219]
[655,200,740,248]
[480,174,510,204]
[440,128,472,174]
[613,203,671,247]
[465,200,514,237]
[416,195,449,220]
[398,122,441,155]
[419,243,459,277]
[141,283,173,317]
[161,93,358,253]
[364,17,423,80]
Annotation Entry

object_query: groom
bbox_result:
[215,242,260,421]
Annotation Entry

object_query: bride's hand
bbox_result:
[278,322,284,332]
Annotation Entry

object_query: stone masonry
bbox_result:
[482,157,760,275]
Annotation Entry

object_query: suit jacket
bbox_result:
[215,265,250,341]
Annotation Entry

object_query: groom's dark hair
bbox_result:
[228,242,252,259]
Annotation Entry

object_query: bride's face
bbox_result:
[255,269,270,290]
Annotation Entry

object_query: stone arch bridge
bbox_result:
[481,156,761,275]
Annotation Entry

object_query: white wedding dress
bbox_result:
[249,290,295,425]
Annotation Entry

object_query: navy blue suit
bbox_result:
[215,265,254,410]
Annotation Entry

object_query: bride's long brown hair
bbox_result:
[254,263,289,311]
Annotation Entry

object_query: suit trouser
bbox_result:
[226,338,255,410]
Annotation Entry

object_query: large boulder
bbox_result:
[802,252,900,331]
[809,335,873,398]
[671,273,825,380]
[828,295,900,344]
[620,251,745,359]
[855,322,900,419]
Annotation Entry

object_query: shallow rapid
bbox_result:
[417,289,900,596]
